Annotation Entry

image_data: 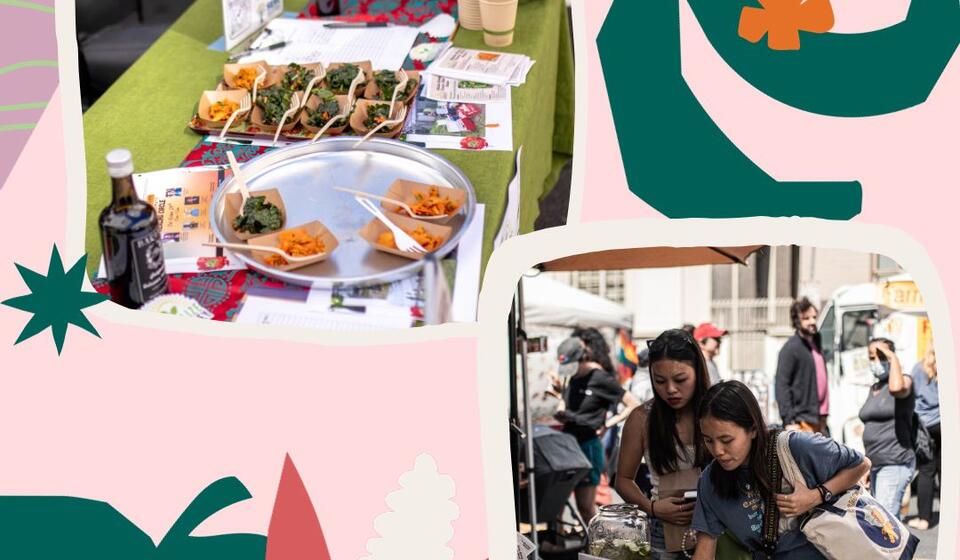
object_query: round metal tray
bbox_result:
[210,137,476,288]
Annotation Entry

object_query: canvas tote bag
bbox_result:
[658,467,700,552]
[775,431,919,560]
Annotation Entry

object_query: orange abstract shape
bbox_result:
[266,454,332,560]
[738,0,835,51]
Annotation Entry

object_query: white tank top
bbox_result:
[645,443,697,500]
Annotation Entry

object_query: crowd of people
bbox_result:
[545,296,940,560]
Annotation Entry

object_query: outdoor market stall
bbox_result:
[509,246,764,557]
[82,0,574,326]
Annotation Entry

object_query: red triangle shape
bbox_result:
[266,454,332,560]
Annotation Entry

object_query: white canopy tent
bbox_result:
[521,274,634,330]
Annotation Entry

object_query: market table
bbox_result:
[83,0,575,280]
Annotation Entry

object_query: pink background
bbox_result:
[0,1,957,558]
[0,94,487,555]
[580,3,958,555]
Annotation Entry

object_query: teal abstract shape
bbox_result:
[1,246,108,354]
[157,477,266,559]
[597,0,861,219]
[0,497,157,558]
[688,0,960,117]
[0,477,266,559]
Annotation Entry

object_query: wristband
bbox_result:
[650,499,657,519]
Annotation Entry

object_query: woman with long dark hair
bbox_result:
[615,329,712,559]
[690,381,870,559]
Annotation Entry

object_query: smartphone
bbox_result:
[683,490,697,503]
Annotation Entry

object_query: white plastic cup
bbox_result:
[479,0,519,47]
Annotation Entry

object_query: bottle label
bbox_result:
[130,229,167,304]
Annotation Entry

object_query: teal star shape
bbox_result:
[1,245,108,355]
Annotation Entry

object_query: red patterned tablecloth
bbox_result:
[302,0,458,24]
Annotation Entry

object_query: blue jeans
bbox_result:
[870,459,916,520]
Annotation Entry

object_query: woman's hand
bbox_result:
[875,340,895,358]
[776,486,821,517]
[653,497,695,525]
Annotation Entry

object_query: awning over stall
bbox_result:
[522,274,633,330]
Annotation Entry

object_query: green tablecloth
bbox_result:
[83,0,575,277]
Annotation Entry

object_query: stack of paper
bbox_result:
[424,47,535,87]
[239,18,421,70]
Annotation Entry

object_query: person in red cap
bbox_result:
[693,323,727,386]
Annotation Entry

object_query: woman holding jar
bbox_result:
[615,329,712,559]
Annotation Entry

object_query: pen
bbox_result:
[227,41,288,62]
[323,22,391,29]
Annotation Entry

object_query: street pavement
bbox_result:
[906,493,940,560]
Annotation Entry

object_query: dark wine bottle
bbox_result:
[98,149,168,308]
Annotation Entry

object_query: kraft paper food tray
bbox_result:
[382,179,467,225]
[300,94,353,136]
[197,89,250,130]
[271,62,323,91]
[222,60,276,90]
[325,61,374,96]
[247,220,340,272]
[223,189,288,241]
[364,70,421,105]
[350,99,406,139]
[358,213,453,261]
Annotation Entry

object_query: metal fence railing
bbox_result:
[712,297,793,372]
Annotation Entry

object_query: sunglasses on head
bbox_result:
[647,337,693,352]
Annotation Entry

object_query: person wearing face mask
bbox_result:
[690,381,870,559]
[615,329,713,559]
[858,338,915,520]
[549,336,640,524]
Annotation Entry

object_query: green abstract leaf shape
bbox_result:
[688,0,960,117]
[0,478,266,559]
[157,477,266,559]
[0,497,157,558]
[597,0,862,219]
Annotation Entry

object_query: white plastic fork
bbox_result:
[202,241,325,263]
[218,94,251,141]
[354,196,426,254]
[332,186,450,221]
[310,106,350,142]
[249,67,268,117]
[300,63,327,106]
[352,104,408,149]
[271,91,302,146]
[311,74,361,143]
[388,69,410,119]
[225,150,252,204]
[345,70,366,107]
